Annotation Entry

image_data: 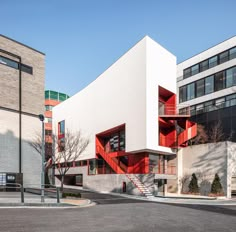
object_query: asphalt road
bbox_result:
[0,190,236,232]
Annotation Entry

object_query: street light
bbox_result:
[38,114,45,203]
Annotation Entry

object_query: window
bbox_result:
[215,71,225,91]
[191,64,199,76]
[0,55,18,69]
[219,51,229,64]
[209,56,218,68]
[182,46,236,80]
[58,120,65,135]
[226,94,236,107]
[215,98,225,109]
[196,104,204,114]
[45,130,52,136]
[45,90,50,99]
[45,117,52,123]
[190,106,196,116]
[183,68,191,79]
[59,137,65,152]
[179,86,187,103]
[226,67,236,88]
[88,159,96,175]
[50,91,58,100]
[204,101,215,112]
[229,47,236,60]
[81,160,87,166]
[59,93,67,102]
[20,64,33,74]
[205,75,214,94]
[187,83,195,100]
[200,60,209,72]
[119,130,125,151]
[0,55,33,74]
[196,79,205,97]
[45,105,54,111]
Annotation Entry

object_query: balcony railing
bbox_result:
[159,104,190,116]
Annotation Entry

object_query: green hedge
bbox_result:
[62,192,81,198]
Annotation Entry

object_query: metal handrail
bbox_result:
[0,183,24,203]
[0,183,61,204]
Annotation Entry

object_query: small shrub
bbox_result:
[188,173,199,193]
[211,174,223,194]
[62,192,81,198]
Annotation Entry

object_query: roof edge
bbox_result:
[178,35,236,65]
[0,34,45,56]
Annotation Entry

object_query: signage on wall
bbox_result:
[7,175,16,181]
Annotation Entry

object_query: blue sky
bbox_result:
[1,0,236,96]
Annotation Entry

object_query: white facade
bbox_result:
[177,36,236,108]
[53,36,177,160]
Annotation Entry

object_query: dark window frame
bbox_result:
[0,54,33,74]
[182,46,236,79]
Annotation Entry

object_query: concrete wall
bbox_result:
[55,167,156,196]
[179,142,232,196]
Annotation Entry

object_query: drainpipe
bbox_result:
[19,57,22,174]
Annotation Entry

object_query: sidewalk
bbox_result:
[0,192,92,208]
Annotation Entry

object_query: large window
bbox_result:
[226,67,236,88]
[226,94,236,107]
[196,79,205,97]
[183,68,191,79]
[209,56,218,68]
[191,64,199,76]
[229,47,236,59]
[58,120,65,135]
[205,75,214,94]
[215,71,225,91]
[179,86,187,103]
[179,66,236,103]
[187,83,195,100]
[188,94,236,116]
[104,130,125,153]
[58,120,65,151]
[219,51,229,64]
[182,46,236,79]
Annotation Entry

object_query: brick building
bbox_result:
[0,34,45,187]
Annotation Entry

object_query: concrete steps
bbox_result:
[126,174,154,198]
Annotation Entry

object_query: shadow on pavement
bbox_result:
[164,202,236,217]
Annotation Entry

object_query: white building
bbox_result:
[53,36,196,196]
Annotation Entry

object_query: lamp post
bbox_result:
[38,114,45,203]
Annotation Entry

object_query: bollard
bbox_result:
[56,187,60,203]
[21,185,24,203]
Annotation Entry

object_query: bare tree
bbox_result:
[28,132,54,186]
[29,129,89,191]
[54,130,89,191]
[208,121,225,143]
[189,124,208,145]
